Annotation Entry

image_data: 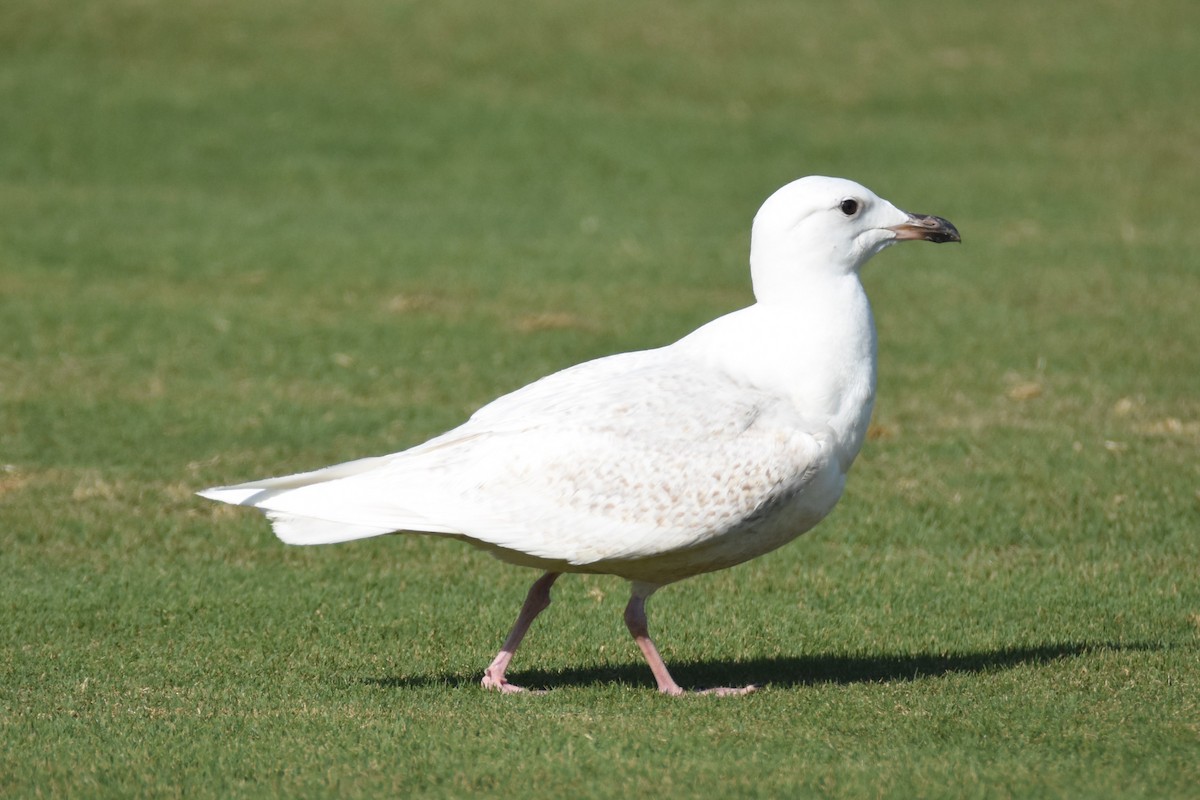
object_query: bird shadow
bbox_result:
[360,640,1159,693]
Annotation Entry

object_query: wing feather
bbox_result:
[200,349,829,566]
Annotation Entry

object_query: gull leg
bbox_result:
[624,583,684,695]
[481,571,560,693]
[624,582,757,697]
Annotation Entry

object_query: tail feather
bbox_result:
[198,455,465,545]
[266,511,396,545]
[197,456,390,506]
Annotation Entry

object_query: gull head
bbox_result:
[750,176,959,298]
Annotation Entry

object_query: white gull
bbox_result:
[199,176,960,695]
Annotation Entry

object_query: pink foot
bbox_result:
[481,671,528,694]
[697,684,759,697]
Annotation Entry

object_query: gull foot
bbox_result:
[481,670,547,694]
[481,676,526,693]
[697,685,759,697]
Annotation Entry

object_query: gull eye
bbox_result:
[839,198,860,216]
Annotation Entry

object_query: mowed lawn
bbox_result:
[2,0,1198,796]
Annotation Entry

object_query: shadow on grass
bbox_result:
[362,640,1157,692]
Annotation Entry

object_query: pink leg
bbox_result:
[624,582,757,697]
[623,585,684,695]
[481,571,560,693]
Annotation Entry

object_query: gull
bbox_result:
[199,176,960,695]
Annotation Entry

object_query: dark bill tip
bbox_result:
[890,213,961,244]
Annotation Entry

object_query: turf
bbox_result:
[3,0,1198,797]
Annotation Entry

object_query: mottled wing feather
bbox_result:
[244,349,828,565]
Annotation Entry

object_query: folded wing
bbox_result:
[199,348,827,564]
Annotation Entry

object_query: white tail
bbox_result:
[197,455,460,545]
[265,511,396,545]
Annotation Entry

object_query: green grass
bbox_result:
[3,0,1199,796]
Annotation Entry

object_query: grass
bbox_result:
[2,0,1198,796]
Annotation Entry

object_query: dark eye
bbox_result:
[839,198,860,216]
